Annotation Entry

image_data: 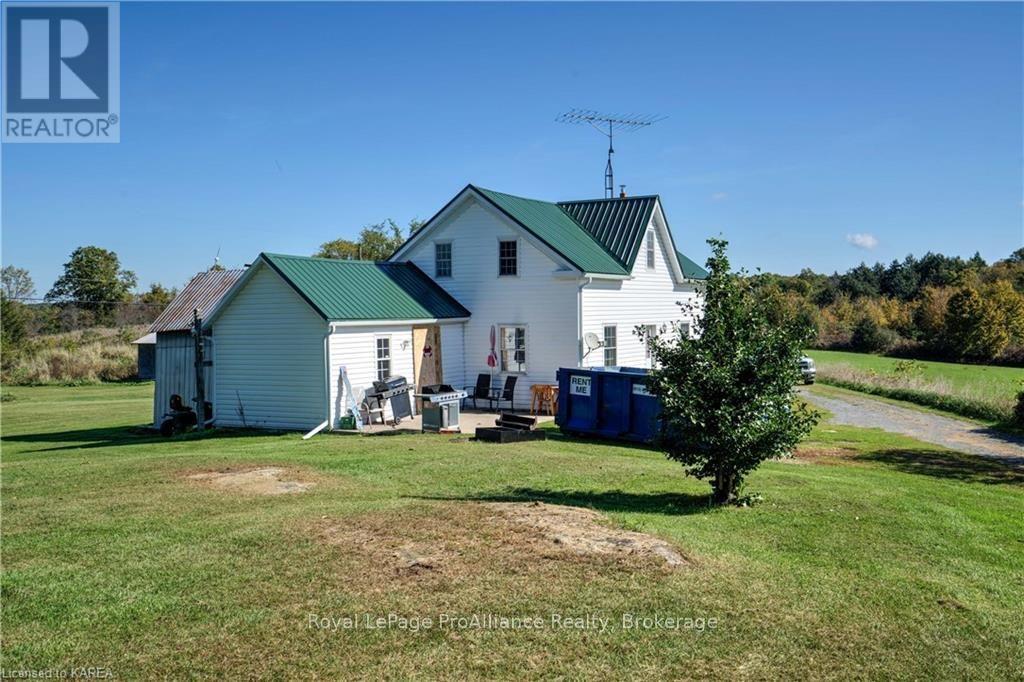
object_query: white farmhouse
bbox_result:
[186,184,705,431]
[390,185,706,403]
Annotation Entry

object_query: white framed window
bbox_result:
[375,336,391,381]
[435,242,452,278]
[646,231,656,269]
[603,325,617,367]
[498,240,518,276]
[644,324,658,359]
[499,324,527,373]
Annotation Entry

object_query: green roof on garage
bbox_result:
[259,253,471,321]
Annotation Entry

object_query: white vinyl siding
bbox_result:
[581,208,703,369]
[327,324,415,427]
[440,323,465,391]
[212,265,326,430]
[401,197,578,409]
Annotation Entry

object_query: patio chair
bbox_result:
[465,373,492,410]
[491,375,518,413]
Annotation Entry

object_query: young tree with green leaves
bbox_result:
[46,246,137,323]
[138,282,178,309]
[315,219,422,261]
[646,239,819,504]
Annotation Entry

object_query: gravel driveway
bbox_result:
[800,388,1024,467]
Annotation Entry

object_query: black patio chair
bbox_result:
[465,373,492,410]
[490,375,518,413]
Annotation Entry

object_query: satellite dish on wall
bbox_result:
[582,332,604,359]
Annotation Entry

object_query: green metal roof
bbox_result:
[676,250,709,280]
[557,196,658,268]
[473,187,629,276]
[260,253,470,321]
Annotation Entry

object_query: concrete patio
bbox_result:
[358,409,554,435]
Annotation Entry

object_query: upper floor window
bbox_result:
[499,325,527,373]
[435,242,452,278]
[499,240,518,276]
[375,337,391,381]
[603,325,617,367]
[646,231,656,269]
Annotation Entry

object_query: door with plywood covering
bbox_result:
[412,324,443,391]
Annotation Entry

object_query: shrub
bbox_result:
[851,317,900,353]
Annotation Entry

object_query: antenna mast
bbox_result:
[556,109,666,198]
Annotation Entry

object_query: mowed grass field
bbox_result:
[2,383,1023,678]
[810,349,1024,399]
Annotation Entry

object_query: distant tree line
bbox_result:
[753,249,1024,363]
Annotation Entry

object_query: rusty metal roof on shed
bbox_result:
[259,253,470,321]
[148,269,246,333]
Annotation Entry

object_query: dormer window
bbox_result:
[646,231,656,269]
[435,242,452,278]
[499,240,518,276]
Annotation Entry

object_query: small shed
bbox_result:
[202,253,470,431]
[146,269,245,427]
[132,332,156,380]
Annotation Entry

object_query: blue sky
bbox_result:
[2,1,1021,294]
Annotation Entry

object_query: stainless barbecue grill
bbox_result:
[362,376,413,426]
[416,383,468,433]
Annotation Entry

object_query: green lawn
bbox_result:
[2,383,1022,678]
[809,349,1024,399]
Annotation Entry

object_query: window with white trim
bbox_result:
[499,325,527,373]
[375,336,391,381]
[603,325,617,367]
[644,324,658,359]
[646,231,656,269]
[498,240,518,276]
[679,322,691,338]
[435,242,452,278]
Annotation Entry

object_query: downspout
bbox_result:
[577,275,591,366]
[302,322,333,440]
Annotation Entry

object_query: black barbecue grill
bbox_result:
[362,376,412,426]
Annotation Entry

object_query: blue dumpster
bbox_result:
[555,366,660,443]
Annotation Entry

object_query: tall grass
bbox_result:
[2,326,145,385]
[817,361,1014,423]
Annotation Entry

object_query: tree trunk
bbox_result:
[712,470,737,504]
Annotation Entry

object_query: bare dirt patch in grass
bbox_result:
[186,466,315,495]
[486,501,687,567]
[792,447,861,464]
[313,501,686,592]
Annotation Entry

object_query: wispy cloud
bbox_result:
[710,192,729,202]
[846,233,879,250]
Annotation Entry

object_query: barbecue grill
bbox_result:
[416,383,468,433]
[362,376,413,426]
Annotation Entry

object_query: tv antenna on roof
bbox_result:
[556,109,666,198]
